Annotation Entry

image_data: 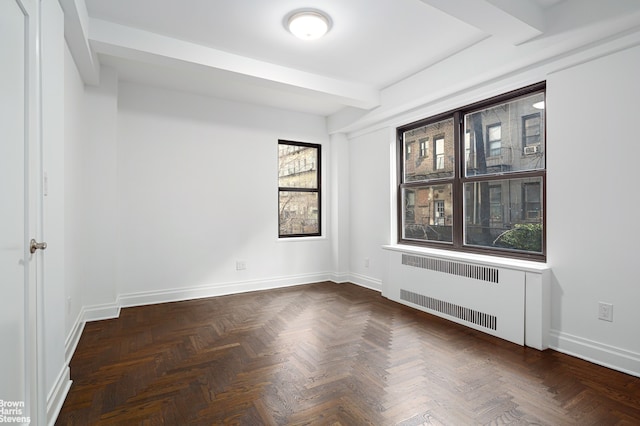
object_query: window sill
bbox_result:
[278,236,327,243]
[382,244,549,273]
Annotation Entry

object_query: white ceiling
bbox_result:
[64,0,640,119]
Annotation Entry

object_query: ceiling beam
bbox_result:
[88,19,380,110]
[58,0,100,84]
[420,0,545,45]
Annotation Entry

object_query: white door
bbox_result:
[1,0,42,423]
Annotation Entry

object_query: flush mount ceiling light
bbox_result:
[286,10,331,40]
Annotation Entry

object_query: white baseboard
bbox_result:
[65,309,86,365]
[64,305,116,371]
[549,329,640,378]
[118,273,333,308]
[47,365,71,426]
[83,302,121,322]
[348,272,382,292]
[330,271,350,284]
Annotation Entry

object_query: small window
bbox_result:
[278,140,321,237]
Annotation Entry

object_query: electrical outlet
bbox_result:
[364,258,370,268]
[598,302,613,322]
[236,260,247,271]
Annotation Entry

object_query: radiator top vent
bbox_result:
[402,254,499,283]
[400,289,497,330]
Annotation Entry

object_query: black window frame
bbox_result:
[397,82,546,261]
[278,140,321,238]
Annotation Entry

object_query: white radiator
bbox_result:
[382,248,550,349]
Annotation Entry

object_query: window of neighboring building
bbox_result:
[419,138,428,157]
[278,140,321,237]
[522,113,542,152]
[397,83,546,260]
[524,182,541,220]
[434,200,445,226]
[434,135,445,170]
[489,184,502,222]
[487,123,502,157]
[464,131,471,165]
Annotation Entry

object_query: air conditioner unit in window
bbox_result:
[523,145,540,155]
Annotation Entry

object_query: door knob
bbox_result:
[30,239,47,254]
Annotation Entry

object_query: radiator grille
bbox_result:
[400,289,497,330]
[402,254,499,283]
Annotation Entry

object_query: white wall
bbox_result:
[346,44,640,376]
[64,40,86,344]
[329,133,350,282]
[62,67,337,336]
[115,83,332,302]
[64,60,119,326]
[348,127,392,291]
[82,68,119,310]
[546,45,640,374]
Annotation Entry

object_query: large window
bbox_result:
[398,83,546,260]
[278,140,321,237]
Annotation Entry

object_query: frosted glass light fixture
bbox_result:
[287,10,331,40]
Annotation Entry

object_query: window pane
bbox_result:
[464,177,543,253]
[402,184,453,243]
[464,92,545,176]
[403,118,454,182]
[279,191,319,236]
[278,144,318,188]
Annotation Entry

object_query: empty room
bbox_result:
[3,0,640,424]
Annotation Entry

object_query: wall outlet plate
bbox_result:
[598,302,613,322]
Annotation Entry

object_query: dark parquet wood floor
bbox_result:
[56,282,640,425]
